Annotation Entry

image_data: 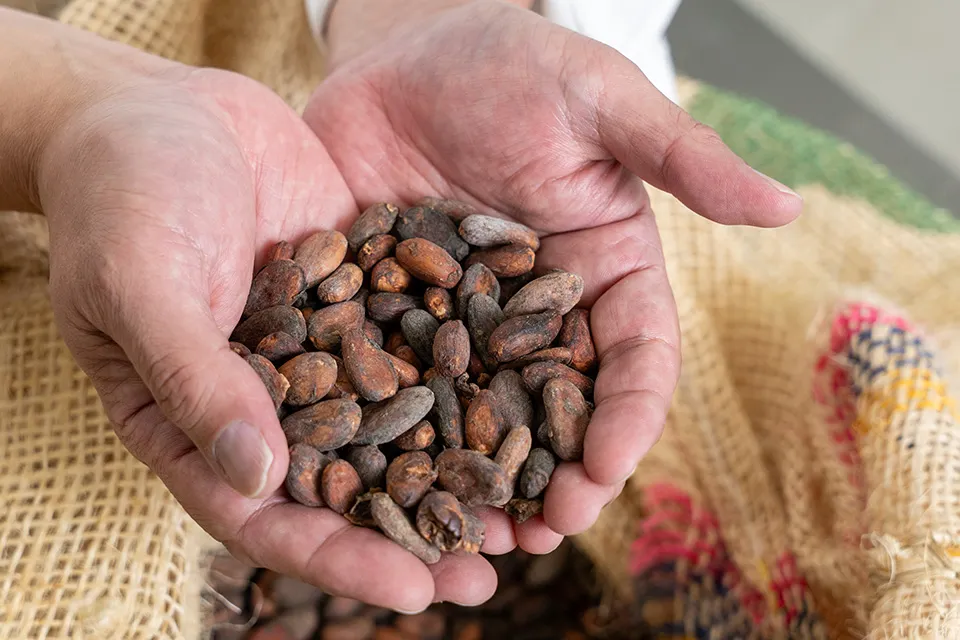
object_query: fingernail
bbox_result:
[751,167,801,200]
[396,605,429,615]
[213,420,274,497]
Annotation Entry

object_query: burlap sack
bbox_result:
[2,1,958,638]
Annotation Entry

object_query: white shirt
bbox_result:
[304,0,682,103]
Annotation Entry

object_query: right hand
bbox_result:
[14,13,496,611]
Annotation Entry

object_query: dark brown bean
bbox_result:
[427,375,464,449]
[543,378,590,461]
[256,331,305,363]
[395,238,463,288]
[370,257,412,293]
[435,449,511,507]
[467,351,485,378]
[520,448,555,498]
[281,399,362,451]
[459,214,539,251]
[384,331,407,355]
[488,311,562,363]
[416,196,479,223]
[344,490,379,528]
[396,205,470,261]
[521,361,594,396]
[504,497,543,524]
[502,271,584,318]
[321,460,364,515]
[498,272,536,307]
[233,306,306,350]
[466,294,504,371]
[385,352,420,388]
[433,320,470,378]
[489,371,533,429]
[464,244,534,278]
[350,287,370,309]
[362,320,384,348]
[317,263,364,304]
[495,425,533,489]
[307,301,365,351]
[424,287,456,322]
[371,493,441,565]
[401,309,440,366]
[456,263,501,318]
[386,451,438,508]
[300,307,314,323]
[352,386,436,446]
[245,354,289,408]
[279,352,338,406]
[499,347,573,370]
[324,355,359,402]
[346,202,399,252]
[341,328,399,402]
[558,309,597,374]
[416,491,485,554]
[356,234,397,272]
[229,341,252,358]
[285,444,335,507]
[367,293,423,323]
[244,259,306,317]
[265,240,295,262]
[465,390,506,455]
[294,230,348,287]
[394,420,436,451]
[344,445,387,490]
[392,345,422,371]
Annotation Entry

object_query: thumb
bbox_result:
[593,56,803,227]
[109,272,288,499]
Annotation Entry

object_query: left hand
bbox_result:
[304,1,802,554]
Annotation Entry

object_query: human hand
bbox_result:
[305,1,802,552]
[6,10,495,611]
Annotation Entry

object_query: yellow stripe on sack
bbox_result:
[851,367,959,436]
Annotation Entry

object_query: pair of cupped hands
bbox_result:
[32,2,800,611]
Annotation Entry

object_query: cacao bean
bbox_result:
[558,309,597,374]
[456,263,501,319]
[384,331,407,355]
[435,449,511,507]
[386,451,438,508]
[520,448,555,498]
[465,389,506,455]
[370,492,441,565]
[384,351,420,388]
[394,420,436,451]
[229,341,252,358]
[294,230,348,287]
[344,445,388,490]
[370,257,412,293]
[321,460,364,515]
[416,491,485,554]
[367,292,423,323]
[344,489,379,528]
[466,294,504,371]
[521,361,594,396]
[488,311,562,363]
[245,354,289,408]
[281,399,362,451]
[543,378,590,461]
[324,355,360,402]
[504,497,543,524]
[341,328,399,402]
[356,234,397,272]
[416,196,479,223]
[502,270,583,318]
[464,244,534,278]
[244,259,306,317]
[307,301,365,351]
[400,309,439,366]
[433,320,470,378]
[279,352,338,406]
[426,375,464,449]
[233,306,306,350]
[459,214,539,251]
[396,205,470,261]
[423,287,456,322]
[362,320,384,348]
[346,202,399,252]
[392,345,422,371]
[352,386,435,446]
[285,444,335,507]
[395,238,463,288]
[317,263,364,304]
[256,331,305,363]
[265,240,295,262]
[494,425,533,489]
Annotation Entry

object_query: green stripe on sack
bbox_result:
[687,84,960,233]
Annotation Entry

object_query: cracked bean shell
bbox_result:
[435,449,511,507]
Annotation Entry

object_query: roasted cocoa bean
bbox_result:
[466,294,504,371]
[396,205,470,261]
[498,272,536,307]
[366,293,423,323]
[286,444,335,507]
[520,448,555,498]
[464,244,535,278]
[344,489,379,527]
[324,355,360,402]
[317,263,364,304]
[502,270,584,318]
[279,352,338,406]
[558,309,597,374]
[495,425,533,488]
[256,331,305,363]
[424,287,456,322]
[307,301,365,351]
[488,311,562,363]
[229,341,252,358]
[456,263,501,318]
[433,320,470,378]
[370,257,412,293]
[233,306,306,350]
[489,371,533,429]
[416,196,479,223]
[435,449,511,507]
[362,320,384,348]
[356,234,397,272]
[350,287,370,308]
[392,345,422,371]
[344,445,387,490]
[281,399,362,451]
[352,386,435,446]
[371,492,441,565]
[384,331,407,355]
[498,347,573,370]
[346,202,399,252]
[427,375,464,449]
[244,259,306,316]
[400,309,439,366]
[505,497,543,524]
[386,451,438,508]
[265,240,295,262]
[543,378,590,461]
[465,390,506,455]
[321,460,364,515]
[341,328,399,402]
[245,354,289,408]
[459,214,539,251]
[394,420,436,451]
[384,351,420,388]
[521,361,594,396]
[395,238,463,288]
[294,230,348,287]
[416,491,485,554]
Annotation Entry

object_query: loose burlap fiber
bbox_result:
[2,1,958,638]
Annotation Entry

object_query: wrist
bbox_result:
[324,0,534,72]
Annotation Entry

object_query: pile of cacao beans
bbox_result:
[231,198,597,564]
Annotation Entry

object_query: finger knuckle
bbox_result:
[659,118,725,186]
[148,352,218,438]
